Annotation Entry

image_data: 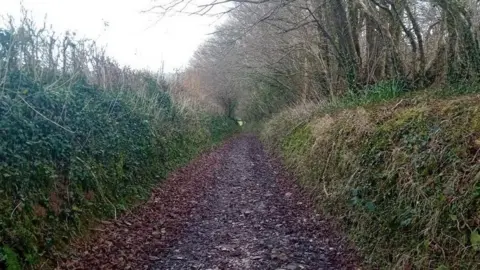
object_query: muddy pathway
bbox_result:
[61,135,357,270]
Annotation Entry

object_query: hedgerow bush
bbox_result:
[0,15,237,268]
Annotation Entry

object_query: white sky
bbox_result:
[2,0,222,72]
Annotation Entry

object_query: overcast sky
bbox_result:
[2,0,221,72]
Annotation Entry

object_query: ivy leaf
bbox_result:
[470,230,480,251]
[365,201,376,212]
[71,206,83,213]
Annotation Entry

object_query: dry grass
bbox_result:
[262,93,480,269]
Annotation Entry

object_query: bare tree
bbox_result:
[149,0,480,117]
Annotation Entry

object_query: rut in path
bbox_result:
[61,135,357,270]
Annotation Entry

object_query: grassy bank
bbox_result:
[0,19,238,269]
[261,89,480,269]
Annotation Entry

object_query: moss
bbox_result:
[379,107,427,134]
[263,93,480,269]
[469,107,480,132]
[281,125,314,155]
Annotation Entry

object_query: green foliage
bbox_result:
[0,75,237,267]
[262,92,480,269]
[471,230,480,251]
[328,80,408,110]
[1,246,21,270]
[0,25,238,267]
[206,115,238,143]
[281,125,313,156]
[434,81,480,97]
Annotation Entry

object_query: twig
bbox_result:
[392,99,405,110]
[10,202,22,218]
[18,95,75,134]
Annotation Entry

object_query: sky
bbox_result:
[2,0,222,72]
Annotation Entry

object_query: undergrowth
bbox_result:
[328,80,408,109]
[262,83,480,269]
[0,16,238,269]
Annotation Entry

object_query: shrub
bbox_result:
[0,16,238,268]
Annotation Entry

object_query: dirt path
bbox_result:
[61,135,357,270]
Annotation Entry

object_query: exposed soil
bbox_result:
[59,135,358,270]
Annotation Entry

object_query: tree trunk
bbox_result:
[405,3,426,86]
[330,0,360,90]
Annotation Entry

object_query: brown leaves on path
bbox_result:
[58,136,359,269]
[58,141,229,269]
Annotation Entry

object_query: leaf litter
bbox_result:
[59,135,359,269]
